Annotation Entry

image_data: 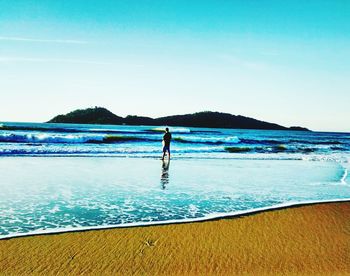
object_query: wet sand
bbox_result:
[0,201,349,275]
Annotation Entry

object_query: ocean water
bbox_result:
[0,122,350,239]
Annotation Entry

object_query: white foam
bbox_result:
[341,167,348,185]
[1,198,349,240]
[301,154,349,163]
[152,127,191,133]
[0,133,105,143]
[48,205,60,214]
[176,136,240,144]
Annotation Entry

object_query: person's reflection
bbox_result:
[160,160,170,190]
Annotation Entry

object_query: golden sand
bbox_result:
[0,202,349,275]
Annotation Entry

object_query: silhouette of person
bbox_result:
[160,160,170,190]
[161,127,172,160]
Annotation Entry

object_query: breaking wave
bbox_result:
[148,127,191,133]
[0,133,149,144]
[174,136,240,144]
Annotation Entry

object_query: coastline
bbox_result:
[1,198,349,241]
[1,201,349,275]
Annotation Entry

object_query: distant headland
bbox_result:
[47,107,310,131]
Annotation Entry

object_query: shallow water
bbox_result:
[0,157,349,239]
[0,122,350,239]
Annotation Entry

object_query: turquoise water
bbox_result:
[1,122,350,159]
[0,123,350,239]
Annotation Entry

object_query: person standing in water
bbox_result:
[161,127,172,160]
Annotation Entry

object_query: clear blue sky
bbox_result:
[0,0,349,131]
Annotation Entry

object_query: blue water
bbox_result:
[0,122,350,239]
[1,122,350,158]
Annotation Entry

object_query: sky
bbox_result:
[0,0,349,132]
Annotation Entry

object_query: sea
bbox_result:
[0,122,349,239]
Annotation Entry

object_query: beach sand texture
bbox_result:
[0,202,349,275]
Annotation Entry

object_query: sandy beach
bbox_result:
[0,201,349,275]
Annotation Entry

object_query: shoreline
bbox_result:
[1,201,349,274]
[1,198,350,241]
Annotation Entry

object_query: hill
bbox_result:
[47,107,309,131]
[49,107,124,124]
[154,112,287,130]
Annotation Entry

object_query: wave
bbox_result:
[0,132,242,145]
[289,139,343,145]
[148,127,191,133]
[224,145,320,154]
[1,198,349,240]
[0,133,151,144]
[2,124,226,137]
[225,145,287,153]
[1,148,348,164]
[5,146,225,156]
[89,135,145,143]
[238,138,347,146]
[1,131,349,156]
[240,138,282,145]
[190,130,222,134]
[0,124,149,135]
[0,133,98,143]
[174,136,240,144]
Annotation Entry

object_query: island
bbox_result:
[48,107,310,131]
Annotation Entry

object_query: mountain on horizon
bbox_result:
[47,107,310,131]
